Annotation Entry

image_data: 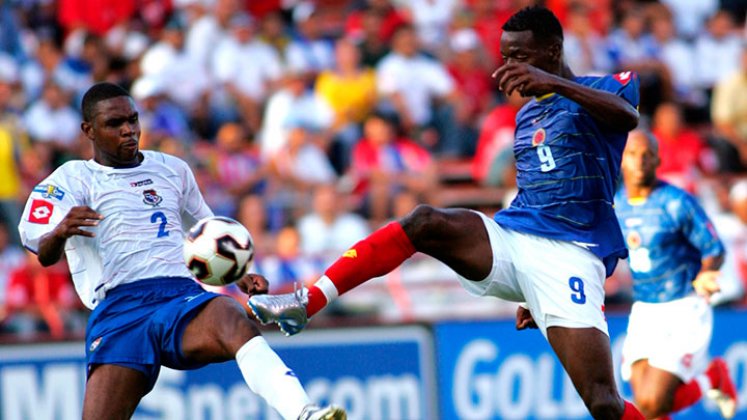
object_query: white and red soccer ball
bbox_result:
[183,216,254,286]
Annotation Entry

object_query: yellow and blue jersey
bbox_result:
[494,72,640,277]
[615,181,725,303]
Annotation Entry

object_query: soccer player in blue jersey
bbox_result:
[615,129,737,419]
[249,6,645,419]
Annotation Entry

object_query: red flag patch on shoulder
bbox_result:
[613,71,632,85]
[29,199,53,224]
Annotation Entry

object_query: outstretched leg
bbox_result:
[249,205,494,333]
[547,326,643,420]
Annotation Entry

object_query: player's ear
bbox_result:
[81,120,95,141]
[548,41,562,63]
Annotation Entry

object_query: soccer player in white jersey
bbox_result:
[18,82,346,420]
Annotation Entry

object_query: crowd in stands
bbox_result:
[2,0,747,339]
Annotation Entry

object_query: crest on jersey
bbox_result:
[143,189,163,207]
[90,337,102,352]
[33,184,65,200]
[532,128,546,147]
[626,231,641,249]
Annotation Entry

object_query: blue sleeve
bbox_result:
[671,192,725,259]
[598,72,640,109]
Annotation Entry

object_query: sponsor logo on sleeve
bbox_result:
[32,184,65,200]
[28,199,54,224]
[613,71,632,85]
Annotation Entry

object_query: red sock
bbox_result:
[622,401,644,419]
[307,222,416,317]
[671,379,702,412]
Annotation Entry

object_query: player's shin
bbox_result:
[236,336,311,420]
[306,221,416,317]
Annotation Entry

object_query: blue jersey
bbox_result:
[494,72,640,277]
[615,181,725,303]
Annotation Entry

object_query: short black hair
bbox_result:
[81,82,131,122]
[502,6,564,44]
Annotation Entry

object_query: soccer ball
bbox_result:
[184,216,254,286]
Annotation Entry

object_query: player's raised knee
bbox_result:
[402,204,447,235]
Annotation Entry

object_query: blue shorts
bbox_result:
[85,277,221,390]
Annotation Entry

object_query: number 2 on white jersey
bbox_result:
[151,211,169,238]
[537,145,556,172]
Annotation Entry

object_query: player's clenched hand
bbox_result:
[492,63,557,97]
[54,206,103,239]
[692,270,721,301]
[515,305,538,330]
[236,273,269,297]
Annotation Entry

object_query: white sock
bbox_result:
[236,336,311,420]
[315,275,339,305]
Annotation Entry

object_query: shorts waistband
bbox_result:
[105,277,196,298]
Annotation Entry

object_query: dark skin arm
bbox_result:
[493,63,640,132]
[37,206,103,266]
[516,305,538,330]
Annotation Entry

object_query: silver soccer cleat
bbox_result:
[247,285,309,336]
[298,404,347,420]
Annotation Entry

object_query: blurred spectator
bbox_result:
[184,0,238,69]
[606,6,671,115]
[351,5,392,68]
[58,0,137,36]
[349,111,437,223]
[23,80,80,160]
[466,0,516,67]
[345,0,408,44]
[0,66,27,244]
[21,35,92,102]
[140,16,210,117]
[131,76,192,145]
[376,24,459,154]
[259,71,334,159]
[211,12,284,133]
[297,184,371,259]
[652,102,712,191]
[315,37,378,172]
[257,11,293,60]
[210,122,267,203]
[659,0,718,40]
[254,225,324,294]
[710,46,747,173]
[445,28,494,156]
[4,252,82,339]
[694,10,743,95]
[0,2,25,60]
[648,5,702,112]
[472,91,529,187]
[236,194,276,256]
[285,2,335,82]
[267,123,338,225]
[0,221,25,323]
[563,2,613,75]
[399,0,459,55]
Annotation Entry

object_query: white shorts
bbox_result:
[621,295,712,382]
[457,211,608,337]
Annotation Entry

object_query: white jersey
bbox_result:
[18,151,213,309]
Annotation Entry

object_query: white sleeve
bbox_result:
[376,57,399,95]
[18,168,82,253]
[176,158,213,230]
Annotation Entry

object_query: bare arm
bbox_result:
[37,206,102,266]
[493,63,639,132]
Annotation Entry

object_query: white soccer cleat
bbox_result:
[298,404,347,420]
[247,286,309,336]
